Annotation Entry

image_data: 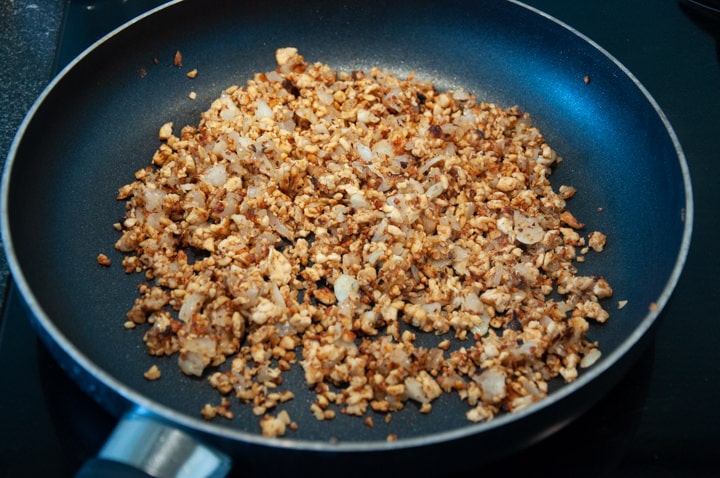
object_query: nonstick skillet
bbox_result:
[1,0,692,476]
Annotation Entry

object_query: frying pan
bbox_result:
[1,0,692,476]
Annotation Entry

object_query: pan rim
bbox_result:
[0,0,693,453]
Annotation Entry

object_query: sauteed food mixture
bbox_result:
[112,48,612,437]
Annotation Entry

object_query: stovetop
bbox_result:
[1,1,719,477]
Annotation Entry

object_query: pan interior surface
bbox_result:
[2,0,691,454]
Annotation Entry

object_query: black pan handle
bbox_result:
[74,412,232,478]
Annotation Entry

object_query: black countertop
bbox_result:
[0,0,64,301]
[1,0,719,476]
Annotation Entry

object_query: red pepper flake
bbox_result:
[174,50,183,67]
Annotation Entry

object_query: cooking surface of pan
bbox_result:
[1,0,691,470]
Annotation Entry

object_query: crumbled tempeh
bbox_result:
[143,364,161,381]
[260,410,292,437]
[201,398,234,420]
[158,122,173,140]
[113,48,612,432]
[97,253,112,267]
[588,231,607,252]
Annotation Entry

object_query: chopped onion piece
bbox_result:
[334,274,360,303]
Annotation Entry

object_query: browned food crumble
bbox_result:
[97,253,112,267]
[113,48,612,437]
[201,397,234,420]
[143,364,161,381]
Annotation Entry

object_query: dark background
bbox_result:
[0,0,718,476]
